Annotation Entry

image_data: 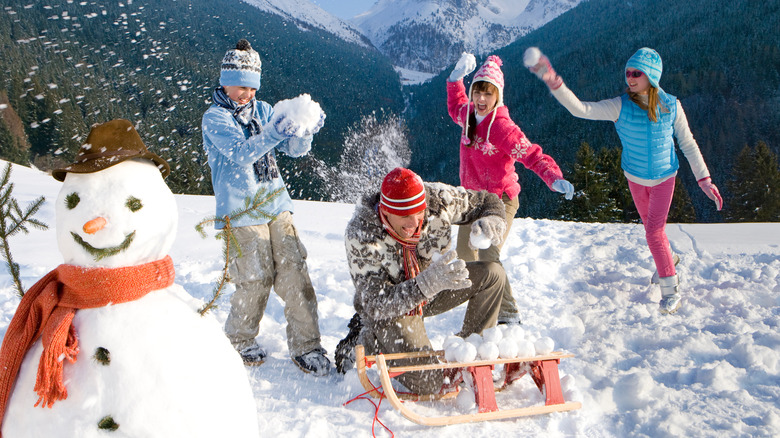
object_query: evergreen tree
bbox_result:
[668,177,697,223]
[557,142,622,222]
[726,141,780,222]
[598,146,639,223]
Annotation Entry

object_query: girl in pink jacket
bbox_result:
[446,53,574,324]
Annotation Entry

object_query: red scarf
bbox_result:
[0,256,175,433]
[378,209,426,316]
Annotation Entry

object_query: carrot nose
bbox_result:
[83,217,107,234]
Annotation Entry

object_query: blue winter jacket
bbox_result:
[615,93,679,180]
[201,100,312,229]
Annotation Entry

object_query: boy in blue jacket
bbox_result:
[201,39,330,375]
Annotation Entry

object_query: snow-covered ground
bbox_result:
[395,66,437,85]
[2,161,779,437]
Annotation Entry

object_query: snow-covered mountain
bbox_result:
[352,0,584,73]
[240,0,583,75]
[241,0,372,48]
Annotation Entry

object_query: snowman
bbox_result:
[0,119,260,437]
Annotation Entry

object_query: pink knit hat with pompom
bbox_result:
[469,55,505,106]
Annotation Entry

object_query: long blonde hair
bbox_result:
[628,87,667,123]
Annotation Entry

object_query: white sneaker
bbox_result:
[659,293,682,314]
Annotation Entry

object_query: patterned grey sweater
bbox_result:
[344,182,505,325]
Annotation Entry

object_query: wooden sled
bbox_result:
[355,344,581,426]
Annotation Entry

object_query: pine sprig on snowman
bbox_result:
[194,185,285,315]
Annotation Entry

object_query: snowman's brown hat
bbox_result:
[52,119,171,181]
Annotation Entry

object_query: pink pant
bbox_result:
[628,178,676,278]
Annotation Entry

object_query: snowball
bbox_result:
[454,342,478,363]
[523,47,542,67]
[498,338,519,359]
[469,230,492,249]
[442,335,464,351]
[478,341,499,361]
[481,326,503,344]
[516,339,536,358]
[535,337,555,355]
[444,336,465,362]
[455,386,477,412]
[271,94,324,137]
[502,324,525,342]
[465,333,483,347]
[444,345,459,362]
[560,374,576,392]
[564,388,583,403]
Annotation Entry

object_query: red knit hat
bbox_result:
[380,168,427,216]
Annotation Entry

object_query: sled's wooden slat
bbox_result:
[362,349,445,363]
[385,352,575,373]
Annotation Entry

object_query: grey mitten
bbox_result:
[415,250,472,298]
[448,52,477,82]
[272,113,300,138]
[469,215,506,250]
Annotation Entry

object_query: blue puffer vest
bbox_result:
[615,93,678,180]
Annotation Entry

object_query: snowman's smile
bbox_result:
[71,231,136,261]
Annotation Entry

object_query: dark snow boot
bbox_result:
[238,343,267,366]
[292,348,332,376]
[335,313,363,374]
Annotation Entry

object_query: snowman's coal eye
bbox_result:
[126,196,143,212]
[65,192,80,210]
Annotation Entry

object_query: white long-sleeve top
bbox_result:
[550,83,711,186]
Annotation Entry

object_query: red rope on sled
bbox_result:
[343,383,395,438]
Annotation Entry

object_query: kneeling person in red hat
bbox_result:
[340,168,509,394]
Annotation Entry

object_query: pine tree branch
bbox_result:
[0,163,49,297]
[196,186,284,315]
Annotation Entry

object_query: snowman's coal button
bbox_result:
[93,347,111,365]
[98,415,119,431]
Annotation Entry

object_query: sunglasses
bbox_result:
[625,70,644,78]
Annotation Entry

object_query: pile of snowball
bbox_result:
[442,325,556,363]
[441,326,582,412]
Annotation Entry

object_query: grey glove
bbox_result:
[469,215,506,250]
[415,250,472,299]
[448,52,477,82]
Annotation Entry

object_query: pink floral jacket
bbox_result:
[447,80,563,200]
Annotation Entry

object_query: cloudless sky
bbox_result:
[311,0,375,20]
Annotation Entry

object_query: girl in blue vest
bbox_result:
[524,47,723,314]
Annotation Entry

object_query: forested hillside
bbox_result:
[0,0,404,198]
[406,0,780,222]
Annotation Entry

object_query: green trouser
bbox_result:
[224,211,323,357]
[364,261,506,395]
[457,193,520,320]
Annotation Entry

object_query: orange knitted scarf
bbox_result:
[0,256,175,432]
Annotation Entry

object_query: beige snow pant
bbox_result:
[224,211,322,357]
[364,261,506,395]
[457,193,520,320]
